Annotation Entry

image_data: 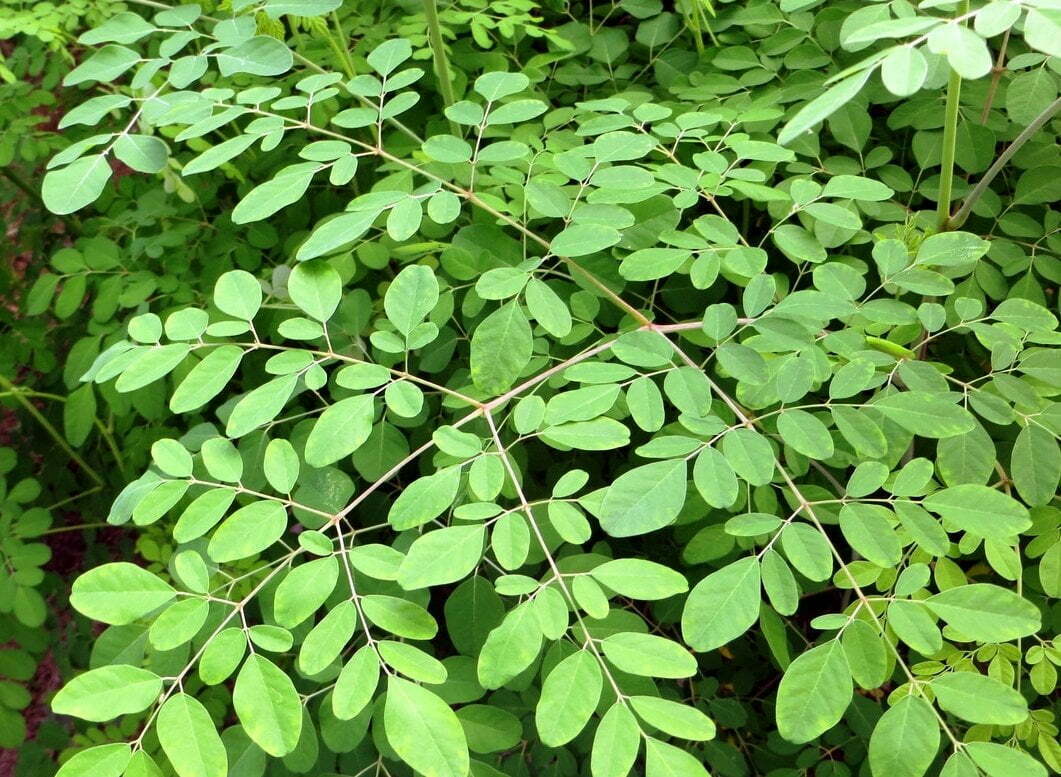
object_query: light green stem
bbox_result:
[422,0,458,132]
[936,1,969,230]
[328,11,356,79]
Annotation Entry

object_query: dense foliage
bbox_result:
[1,0,1059,776]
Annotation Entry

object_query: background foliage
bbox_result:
[0,0,1059,776]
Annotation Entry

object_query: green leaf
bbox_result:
[925,584,1041,641]
[157,694,227,777]
[1012,167,1061,207]
[333,645,380,720]
[915,231,990,266]
[1040,541,1061,598]
[965,742,1047,777]
[874,393,975,438]
[721,428,775,486]
[174,489,235,543]
[838,504,902,567]
[150,598,208,650]
[226,374,298,438]
[487,99,547,125]
[927,23,991,79]
[423,134,473,163]
[288,260,342,322]
[524,278,572,337]
[121,751,162,777]
[274,556,340,628]
[931,672,1028,725]
[881,46,928,97]
[629,696,715,741]
[619,248,688,281]
[367,39,412,76]
[692,447,738,508]
[389,467,462,530]
[264,438,300,493]
[894,502,950,557]
[822,175,894,201]
[470,302,533,395]
[550,224,621,257]
[182,134,258,176]
[262,0,341,16]
[397,525,485,590]
[63,382,94,448]
[304,395,375,467]
[541,418,630,450]
[644,737,710,777]
[535,650,603,746]
[214,270,262,320]
[922,485,1031,538]
[207,500,287,562]
[1011,424,1060,507]
[591,703,640,777]
[589,558,688,600]
[362,595,438,640]
[760,549,798,616]
[233,655,303,756]
[232,165,315,224]
[841,619,889,689]
[777,409,834,459]
[199,628,247,685]
[115,344,190,393]
[474,71,530,99]
[478,603,542,689]
[868,695,939,777]
[599,460,687,537]
[385,676,469,777]
[299,601,358,674]
[1005,69,1058,126]
[775,640,852,744]
[601,632,696,678]
[54,744,131,777]
[63,44,139,85]
[385,265,439,336]
[79,12,156,44]
[52,665,162,722]
[217,36,293,77]
[114,135,168,173]
[781,522,833,581]
[889,599,942,656]
[681,557,761,652]
[1024,8,1061,57]
[457,705,521,754]
[42,155,113,215]
[779,68,873,146]
[70,562,175,625]
[297,209,378,261]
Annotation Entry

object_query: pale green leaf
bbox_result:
[535,650,602,746]
[385,676,469,777]
[775,640,852,743]
[233,655,303,756]
[681,557,761,652]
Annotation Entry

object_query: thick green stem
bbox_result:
[422,0,458,131]
[936,1,969,231]
[936,66,963,230]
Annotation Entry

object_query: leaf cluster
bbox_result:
[2,1,1060,777]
